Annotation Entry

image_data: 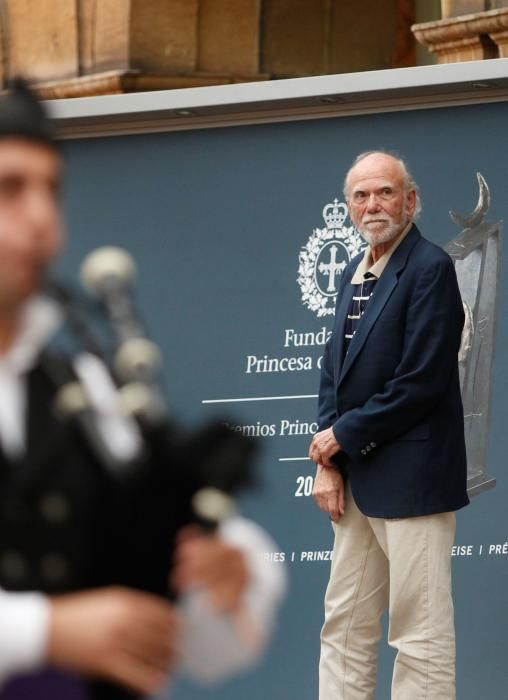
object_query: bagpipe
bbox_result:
[41,247,257,599]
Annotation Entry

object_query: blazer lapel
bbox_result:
[338,225,421,386]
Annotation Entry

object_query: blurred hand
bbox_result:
[308,427,341,468]
[171,527,249,613]
[48,586,179,695]
[312,464,345,522]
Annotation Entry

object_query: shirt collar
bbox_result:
[0,296,63,375]
[351,221,413,284]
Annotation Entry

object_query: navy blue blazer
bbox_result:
[317,225,469,518]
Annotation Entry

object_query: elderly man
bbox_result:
[309,151,468,700]
[0,80,284,700]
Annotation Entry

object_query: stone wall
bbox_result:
[0,0,423,97]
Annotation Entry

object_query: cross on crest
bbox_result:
[318,244,347,292]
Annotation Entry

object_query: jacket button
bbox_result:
[370,442,377,447]
[366,445,372,452]
[40,492,69,523]
[361,449,367,455]
[0,551,28,583]
[40,553,69,584]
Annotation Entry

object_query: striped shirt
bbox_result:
[344,272,377,353]
[344,221,413,353]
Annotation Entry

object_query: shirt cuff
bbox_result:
[177,516,286,684]
[0,590,50,685]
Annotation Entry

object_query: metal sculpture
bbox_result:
[445,173,500,496]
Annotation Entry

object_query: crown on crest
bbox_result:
[322,199,348,230]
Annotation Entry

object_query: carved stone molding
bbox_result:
[412,7,508,62]
[489,28,508,56]
[33,70,267,100]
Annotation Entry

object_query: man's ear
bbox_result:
[406,189,416,217]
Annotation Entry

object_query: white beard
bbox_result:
[357,216,410,247]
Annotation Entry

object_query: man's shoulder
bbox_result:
[410,228,455,271]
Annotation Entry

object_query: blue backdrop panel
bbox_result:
[59,100,508,699]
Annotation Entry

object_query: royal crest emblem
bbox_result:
[297,198,366,317]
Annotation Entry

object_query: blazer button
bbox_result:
[40,553,69,585]
[366,445,372,452]
[361,449,367,455]
[40,492,69,524]
[370,442,377,447]
[0,550,28,584]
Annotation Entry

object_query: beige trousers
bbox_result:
[319,486,456,700]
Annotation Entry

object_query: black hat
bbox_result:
[0,78,56,148]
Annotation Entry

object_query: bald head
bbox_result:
[344,151,419,210]
[343,151,419,249]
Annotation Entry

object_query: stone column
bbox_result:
[198,0,262,76]
[3,0,79,82]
